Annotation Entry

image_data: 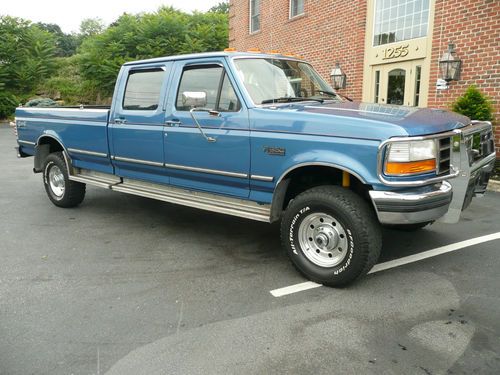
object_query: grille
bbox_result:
[437,137,451,175]
[465,129,495,165]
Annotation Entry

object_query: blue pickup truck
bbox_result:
[15,51,496,286]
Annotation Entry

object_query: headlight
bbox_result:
[385,140,437,175]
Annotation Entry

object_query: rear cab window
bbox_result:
[123,69,165,111]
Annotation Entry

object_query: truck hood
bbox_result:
[255,101,470,139]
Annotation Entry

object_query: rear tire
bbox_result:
[280,186,381,287]
[43,152,86,208]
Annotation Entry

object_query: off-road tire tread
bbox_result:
[280,186,382,286]
[43,152,86,208]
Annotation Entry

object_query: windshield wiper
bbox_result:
[261,97,324,104]
[318,90,353,102]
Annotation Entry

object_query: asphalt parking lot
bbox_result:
[1,124,500,375]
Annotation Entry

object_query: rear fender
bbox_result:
[34,134,72,174]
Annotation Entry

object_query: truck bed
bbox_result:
[15,106,112,174]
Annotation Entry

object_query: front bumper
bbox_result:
[371,121,496,225]
[369,182,453,224]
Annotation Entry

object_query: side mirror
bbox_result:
[182,91,207,109]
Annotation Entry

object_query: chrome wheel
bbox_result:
[48,165,65,198]
[298,212,348,268]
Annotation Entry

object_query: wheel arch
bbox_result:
[34,134,72,174]
[270,162,372,223]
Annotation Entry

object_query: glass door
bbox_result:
[372,60,423,107]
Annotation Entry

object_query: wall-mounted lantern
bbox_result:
[330,62,346,90]
[439,43,462,82]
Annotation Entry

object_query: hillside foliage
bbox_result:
[0,3,229,118]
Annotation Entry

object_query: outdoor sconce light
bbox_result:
[439,43,462,82]
[330,62,346,90]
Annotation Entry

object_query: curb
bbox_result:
[487,179,500,193]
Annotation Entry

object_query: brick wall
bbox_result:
[229,0,367,101]
[428,0,500,156]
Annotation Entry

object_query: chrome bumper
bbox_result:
[369,182,453,224]
[372,121,496,225]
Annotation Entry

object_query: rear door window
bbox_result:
[123,69,165,110]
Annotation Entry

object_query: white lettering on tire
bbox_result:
[289,206,310,255]
[334,229,354,275]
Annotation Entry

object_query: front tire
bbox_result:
[280,186,381,287]
[43,152,86,208]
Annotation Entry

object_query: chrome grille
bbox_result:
[465,128,495,165]
[437,137,451,175]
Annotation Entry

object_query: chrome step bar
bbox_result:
[68,169,271,222]
[69,168,121,189]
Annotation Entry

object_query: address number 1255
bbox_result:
[382,44,409,60]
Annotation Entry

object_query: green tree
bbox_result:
[36,22,79,57]
[78,7,228,100]
[209,1,229,14]
[451,85,494,121]
[0,16,57,118]
[79,18,105,38]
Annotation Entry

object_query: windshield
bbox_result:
[233,58,341,105]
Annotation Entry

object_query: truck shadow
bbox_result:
[83,188,481,271]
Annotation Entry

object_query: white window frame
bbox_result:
[249,0,260,34]
[289,0,305,19]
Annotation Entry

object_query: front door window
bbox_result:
[387,68,405,105]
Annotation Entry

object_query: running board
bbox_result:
[69,170,271,222]
[69,169,121,189]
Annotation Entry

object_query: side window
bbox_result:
[123,69,165,110]
[176,65,240,112]
[176,66,222,111]
[218,74,241,112]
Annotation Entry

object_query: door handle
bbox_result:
[114,118,127,124]
[165,119,182,127]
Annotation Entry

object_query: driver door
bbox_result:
[163,59,250,198]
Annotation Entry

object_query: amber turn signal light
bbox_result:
[385,159,436,175]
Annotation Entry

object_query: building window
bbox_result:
[414,65,421,106]
[373,0,430,46]
[290,0,304,18]
[374,70,380,103]
[250,0,260,33]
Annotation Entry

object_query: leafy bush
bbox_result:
[1,7,229,117]
[0,16,57,118]
[451,85,494,121]
[25,98,57,107]
[78,7,229,98]
[0,92,19,119]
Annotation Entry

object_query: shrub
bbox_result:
[451,85,494,121]
[25,98,57,107]
[0,92,19,119]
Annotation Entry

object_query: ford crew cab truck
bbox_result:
[15,51,496,286]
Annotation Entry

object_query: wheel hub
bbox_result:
[48,165,65,198]
[298,212,348,268]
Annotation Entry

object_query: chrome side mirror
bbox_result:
[182,91,207,109]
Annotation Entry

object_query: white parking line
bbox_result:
[270,232,500,297]
[270,281,322,297]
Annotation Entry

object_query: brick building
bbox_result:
[229,0,500,156]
